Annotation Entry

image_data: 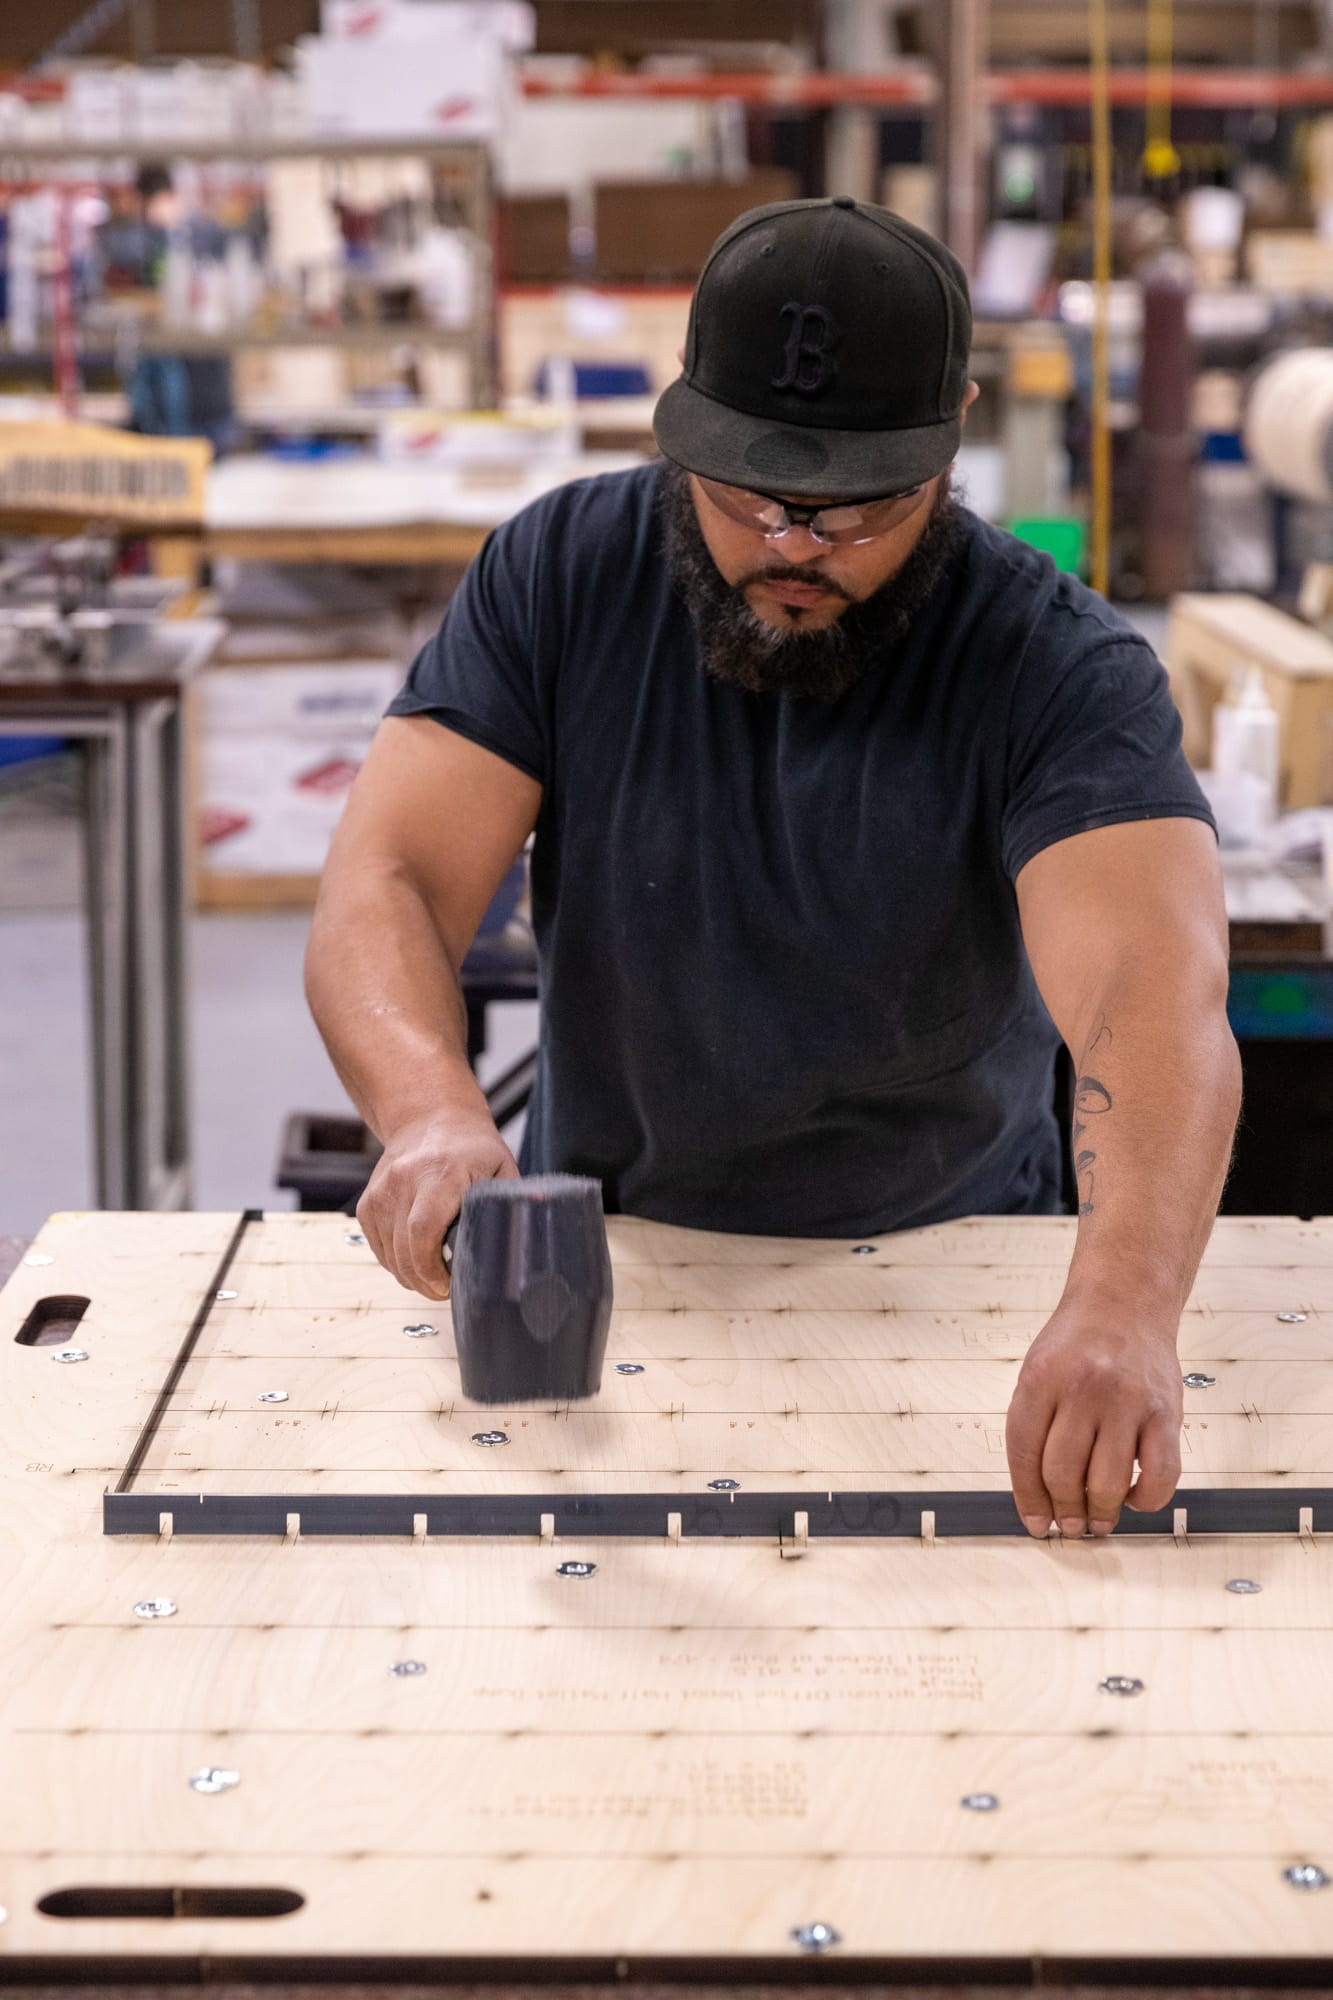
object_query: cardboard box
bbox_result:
[298,26,510,140]
[593,171,800,282]
[500,194,574,284]
[199,643,405,899]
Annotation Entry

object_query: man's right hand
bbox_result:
[357,1109,520,1300]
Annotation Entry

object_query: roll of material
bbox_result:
[1244,348,1333,504]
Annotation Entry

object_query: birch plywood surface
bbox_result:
[2,1209,1333,1975]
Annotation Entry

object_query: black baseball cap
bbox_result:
[653,196,973,502]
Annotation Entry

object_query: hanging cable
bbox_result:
[1090,0,1114,597]
[1143,0,1182,180]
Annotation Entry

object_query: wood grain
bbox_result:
[2,1210,1333,1972]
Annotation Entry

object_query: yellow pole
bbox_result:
[1090,0,1113,597]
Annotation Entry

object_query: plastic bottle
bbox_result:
[1212,665,1280,820]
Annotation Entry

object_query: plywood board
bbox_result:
[2,1209,1333,1974]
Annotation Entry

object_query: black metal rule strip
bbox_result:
[111,1207,263,1496]
[103,1486,1333,1539]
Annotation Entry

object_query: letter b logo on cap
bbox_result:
[772,302,837,396]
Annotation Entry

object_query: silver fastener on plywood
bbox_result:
[709,1478,741,1492]
[390,1660,427,1677]
[1227,1579,1263,1595]
[792,1923,841,1953]
[345,1231,367,1246]
[258,1390,288,1404]
[188,1767,240,1794]
[1285,1864,1329,1891]
[615,1363,645,1375]
[51,1348,88,1364]
[472,1431,510,1447]
[1099,1676,1145,1697]
[403,1323,437,1338]
[961,1793,1001,1812]
[23,1252,54,1267]
[134,1598,177,1620]
[556,1561,597,1578]
[1182,1372,1216,1389]
[1278,1312,1308,1324]
[852,1245,877,1255]
[215,1288,238,1302]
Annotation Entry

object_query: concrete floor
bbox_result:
[0,898,538,1239]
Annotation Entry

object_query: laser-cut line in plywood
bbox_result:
[4,1208,1333,1973]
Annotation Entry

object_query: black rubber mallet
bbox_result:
[445,1175,614,1404]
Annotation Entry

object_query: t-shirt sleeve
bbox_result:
[385,509,548,784]
[1001,632,1215,883]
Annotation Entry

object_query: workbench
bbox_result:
[200,451,644,568]
[2,1208,1332,1990]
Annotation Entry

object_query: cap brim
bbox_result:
[653,377,961,501]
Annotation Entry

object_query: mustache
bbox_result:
[738,565,855,601]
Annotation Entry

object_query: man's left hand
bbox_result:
[1005,1302,1184,1538]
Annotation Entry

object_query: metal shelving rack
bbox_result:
[0,135,497,406]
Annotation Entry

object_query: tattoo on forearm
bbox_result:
[1072,1066,1114,1217]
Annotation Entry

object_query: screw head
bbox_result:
[1182,1372,1216,1389]
[134,1597,177,1620]
[390,1660,427,1677]
[1285,1864,1329,1891]
[23,1252,54,1268]
[258,1390,288,1404]
[1100,1676,1145,1697]
[709,1478,741,1492]
[615,1363,645,1375]
[472,1431,510,1447]
[961,1793,1001,1812]
[403,1322,437,1338]
[792,1922,841,1953]
[1227,1578,1263,1595]
[51,1348,89,1364]
[344,1231,367,1246]
[557,1561,597,1578]
[1278,1312,1308,1324]
[851,1245,877,1255]
[215,1288,238,1302]
[188,1766,240,1795]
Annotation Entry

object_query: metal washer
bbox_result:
[188,1767,240,1795]
[792,1923,841,1953]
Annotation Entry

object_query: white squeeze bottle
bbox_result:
[1212,665,1280,821]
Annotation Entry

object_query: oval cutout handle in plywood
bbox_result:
[37,1886,304,1920]
[15,1297,89,1349]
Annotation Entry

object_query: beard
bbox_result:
[659,459,968,702]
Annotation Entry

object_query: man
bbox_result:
[307,197,1241,1542]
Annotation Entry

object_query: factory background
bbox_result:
[3,0,1333,1234]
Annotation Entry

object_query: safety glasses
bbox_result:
[697,473,931,546]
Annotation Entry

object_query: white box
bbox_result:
[322,1,533,48]
[200,656,403,877]
[299,31,508,140]
[64,68,130,147]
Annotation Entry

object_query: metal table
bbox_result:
[0,620,224,1210]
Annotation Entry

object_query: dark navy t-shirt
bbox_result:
[388,462,1212,1237]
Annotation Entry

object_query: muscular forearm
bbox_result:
[1059,972,1242,1321]
[305,859,489,1143]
